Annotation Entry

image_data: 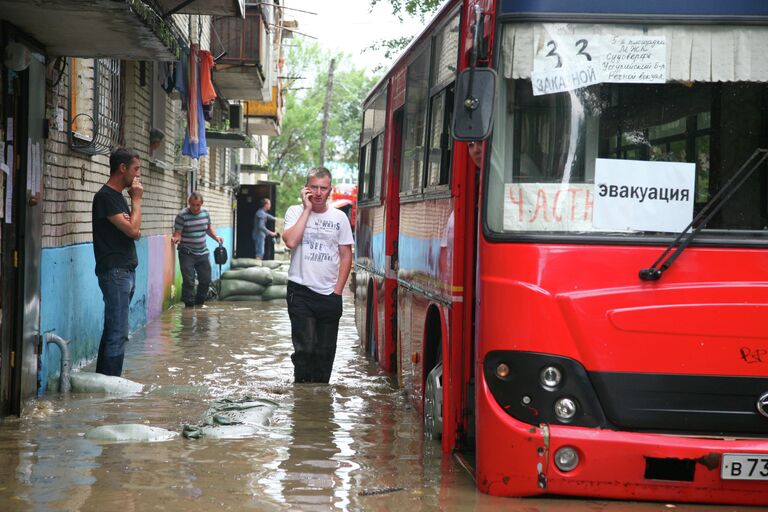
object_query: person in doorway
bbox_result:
[282,167,354,383]
[252,197,277,260]
[172,192,223,307]
[92,147,143,377]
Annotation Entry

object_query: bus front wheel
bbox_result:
[424,361,443,440]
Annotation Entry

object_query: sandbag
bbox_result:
[221,294,264,301]
[233,266,273,285]
[261,285,287,301]
[183,397,278,439]
[85,424,177,442]
[70,372,144,395]
[220,279,265,299]
[260,260,283,269]
[270,271,288,285]
[231,258,262,269]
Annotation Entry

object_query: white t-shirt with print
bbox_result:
[284,205,354,295]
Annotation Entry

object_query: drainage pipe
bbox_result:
[45,332,71,393]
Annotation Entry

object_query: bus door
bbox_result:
[385,108,403,373]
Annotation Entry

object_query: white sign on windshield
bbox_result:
[593,159,695,233]
[503,183,596,231]
[601,35,666,83]
[532,26,667,95]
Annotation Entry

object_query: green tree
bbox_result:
[269,40,378,217]
[364,0,446,72]
[369,0,445,20]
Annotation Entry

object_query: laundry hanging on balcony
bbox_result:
[175,47,189,111]
[182,45,208,160]
[199,50,217,104]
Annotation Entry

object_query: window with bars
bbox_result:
[68,58,121,155]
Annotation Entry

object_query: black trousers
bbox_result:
[179,249,212,306]
[286,281,343,383]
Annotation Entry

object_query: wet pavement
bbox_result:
[0,294,756,511]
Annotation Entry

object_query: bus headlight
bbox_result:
[540,366,562,389]
[554,397,577,422]
[554,446,580,472]
[483,351,607,428]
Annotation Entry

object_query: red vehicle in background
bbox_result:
[354,0,768,505]
[330,183,357,232]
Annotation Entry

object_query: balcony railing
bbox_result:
[211,5,267,100]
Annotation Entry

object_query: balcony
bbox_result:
[153,0,244,17]
[211,5,269,101]
[244,87,281,136]
[0,0,182,60]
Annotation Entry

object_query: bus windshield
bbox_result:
[487,23,768,238]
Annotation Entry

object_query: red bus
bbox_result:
[354,0,768,505]
[330,183,358,230]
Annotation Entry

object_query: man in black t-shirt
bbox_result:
[92,147,143,377]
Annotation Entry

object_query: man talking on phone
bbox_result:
[282,167,354,383]
[91,147,143,377]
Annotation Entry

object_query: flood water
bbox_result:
[0,295,754,511]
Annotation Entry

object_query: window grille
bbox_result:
[69,59,121,155]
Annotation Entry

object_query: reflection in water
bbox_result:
[0,297,752,511]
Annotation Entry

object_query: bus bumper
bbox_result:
[477,380,768,505]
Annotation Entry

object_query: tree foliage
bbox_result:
[369,0,445,20]
[269,40,378,216]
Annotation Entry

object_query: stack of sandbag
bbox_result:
[219,259,289,301]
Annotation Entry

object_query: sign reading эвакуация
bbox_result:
[593,159,695,233]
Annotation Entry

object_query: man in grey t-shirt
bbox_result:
[172,192,223,307]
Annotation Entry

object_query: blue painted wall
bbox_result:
[39,228,232,393]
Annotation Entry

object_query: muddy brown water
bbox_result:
[0,295,751,511]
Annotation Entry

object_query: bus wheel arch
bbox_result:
[423,304,445,440]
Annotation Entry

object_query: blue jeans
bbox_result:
[96,268,135,376]
[253,233,265,258]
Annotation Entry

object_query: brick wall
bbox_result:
[43,39,235,247]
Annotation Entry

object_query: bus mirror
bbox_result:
[452,68,497,141]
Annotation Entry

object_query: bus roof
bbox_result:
[363,0,462,109]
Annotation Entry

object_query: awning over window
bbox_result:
[503,23,768,82]
[153,0,244,18]
[0,0,181,60]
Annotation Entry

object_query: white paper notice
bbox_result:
[593,159,695,233]
[5,145,13,223]
[533,26,667,95]
[26,139,32,192]
[0,170,4,219]
[531,62,600,96]
[504,183,596,232]
[533,30,602,96]
[601,35,667,83]
[32,142,42,195]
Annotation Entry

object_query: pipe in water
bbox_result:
[45,332,71,393]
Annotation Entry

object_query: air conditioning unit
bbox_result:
[229,103,244,131]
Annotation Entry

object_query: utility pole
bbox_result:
[319,58,336,167]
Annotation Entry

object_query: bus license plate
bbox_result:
[721,454,768,480]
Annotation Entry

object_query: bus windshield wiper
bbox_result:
[639,148,768,281]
